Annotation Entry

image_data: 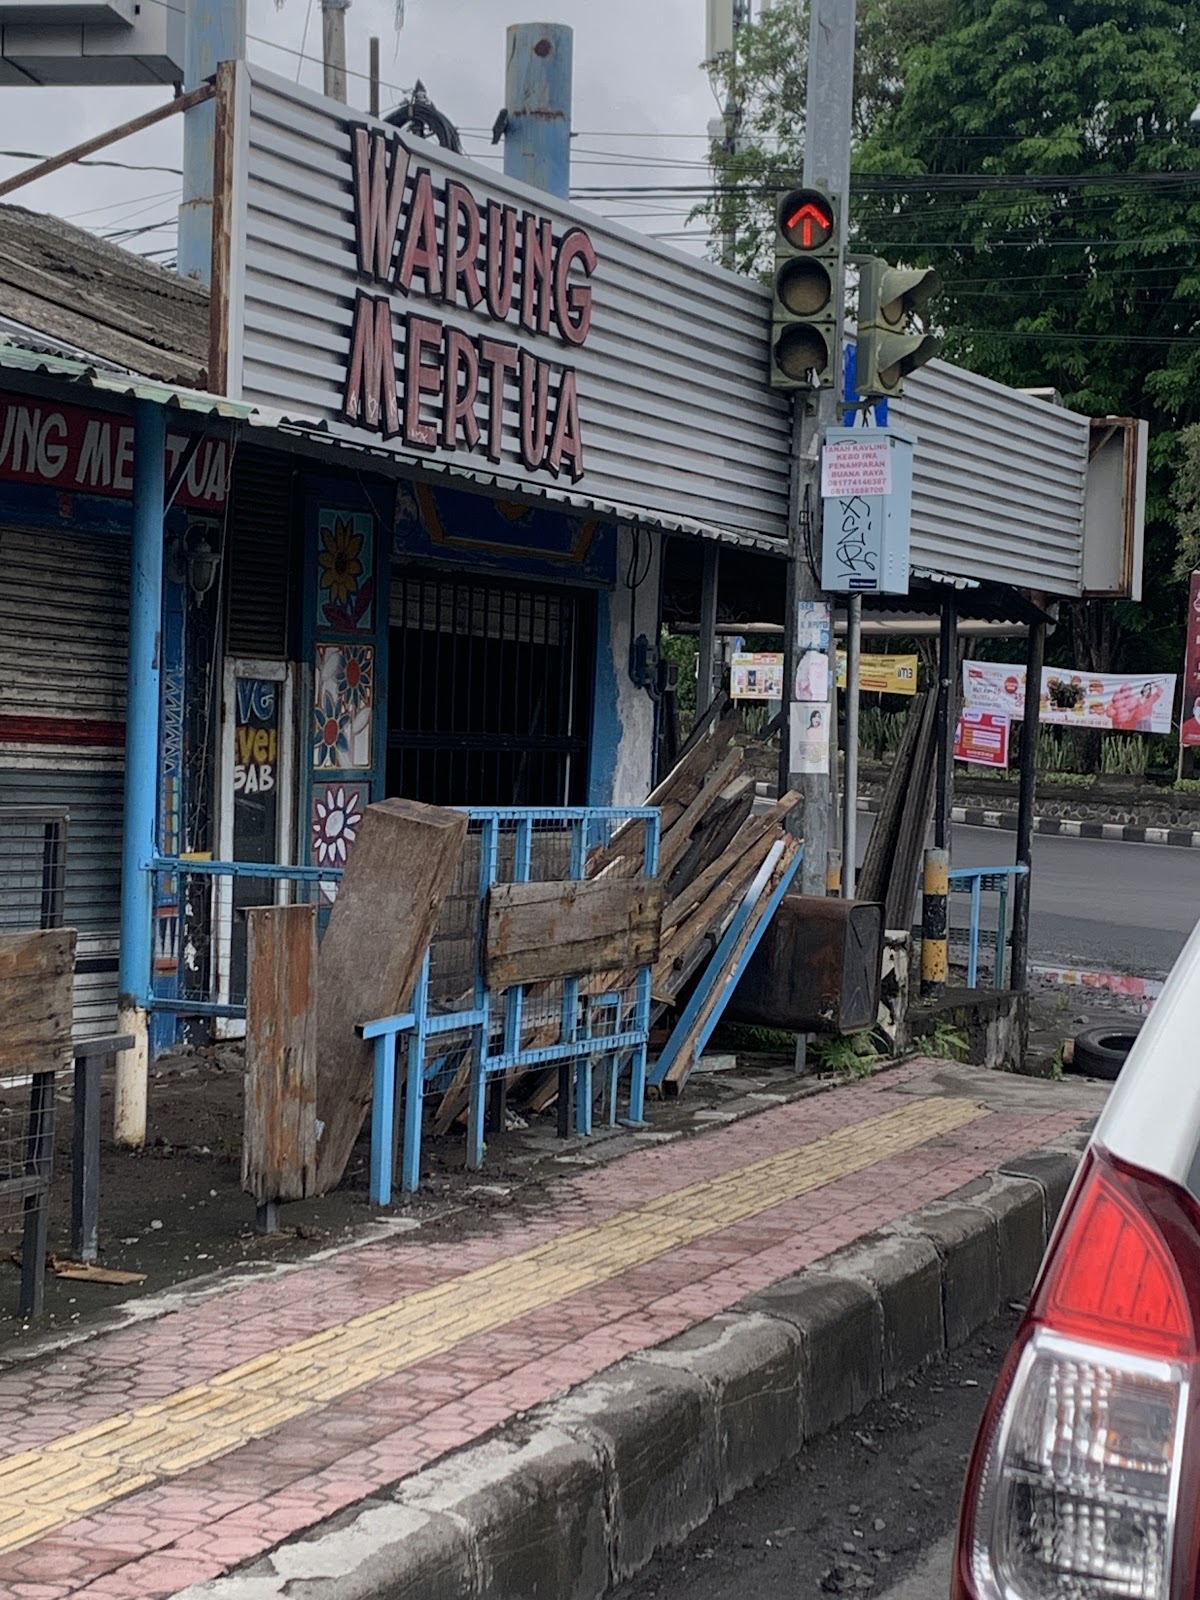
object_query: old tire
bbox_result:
[1069,1023,1141,1081]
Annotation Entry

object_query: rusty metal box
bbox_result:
[727,894,883,1035]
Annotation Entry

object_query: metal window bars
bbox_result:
[0,807,69,1316]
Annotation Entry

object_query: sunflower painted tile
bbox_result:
[313,643,373,769]
[316,509,375,632]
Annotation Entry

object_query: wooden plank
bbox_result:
[662,790,800,934]
[243,905,318,1205]
[0,929,76,1079]
[585,705,740,878]
[657,745,745,878]
[486,878,665,990]
[315,798,468,1192]
[664,784,753,892]
[659,838,801,1095]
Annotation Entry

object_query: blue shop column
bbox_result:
[115,401,166,1147]
[503,23,573,199]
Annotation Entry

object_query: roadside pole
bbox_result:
[779,0,855,899]
[321,0,350,103]
[1010,618,1046,989]
[842,592,861,896]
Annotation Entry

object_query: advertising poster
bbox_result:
[955,711,1010,769]
[835,652,919,696]
[820,436,893,498]
[962,661,1176,735]
[789,701,830,775]
[1182,572,1200,747]
[731,652,784,701]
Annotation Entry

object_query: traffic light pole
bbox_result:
[779,0,856,899]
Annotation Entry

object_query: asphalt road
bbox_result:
[859,820,1200,978]
[612,1309,1017,1600]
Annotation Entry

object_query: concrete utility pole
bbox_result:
[779,0,855,898]
[502,23,573,199]
[322,0,350,104]
[178,0,247,283]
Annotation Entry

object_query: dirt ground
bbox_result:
[0,981,1134,1349]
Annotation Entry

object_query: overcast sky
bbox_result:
[0,0,729,266]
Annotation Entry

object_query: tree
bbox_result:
[699,0,954,278]
[705,1,1200,679]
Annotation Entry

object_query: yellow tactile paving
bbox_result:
[0,1096,984,1552]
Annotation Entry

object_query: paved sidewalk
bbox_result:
[0,1059,1099,1600]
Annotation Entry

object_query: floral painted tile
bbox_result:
[317,511,375,632]
[313,644,373,770]
[312,782,366,900]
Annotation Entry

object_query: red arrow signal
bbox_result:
[780,189,834,250]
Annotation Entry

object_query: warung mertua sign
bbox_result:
[341,125,592,481]
[210,67,795,542]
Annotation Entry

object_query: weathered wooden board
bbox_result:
[0,928,76,1079]
[485,878,665,990]
[243,905,317,1205]
[315,797,468,1192]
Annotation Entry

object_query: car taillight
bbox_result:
[953,1148,1200,1600]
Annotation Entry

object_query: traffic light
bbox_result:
[855,257,941,399]
[769,186,841,390]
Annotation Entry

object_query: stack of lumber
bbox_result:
[432,703,801,1127]
[858,691,938,932]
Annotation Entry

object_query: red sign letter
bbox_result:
[404,314,443,449]
[553,228,597,347]
[343,293,400,437]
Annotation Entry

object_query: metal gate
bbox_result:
[388,570,596,807]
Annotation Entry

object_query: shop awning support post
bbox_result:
[1010,618,1046,991]
[698,543,720,711]
[779,0,855,898]
[934,594,957,851]
[115,401,166,1148]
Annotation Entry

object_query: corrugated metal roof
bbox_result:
[0,204,208,387]
[0,334,256,420]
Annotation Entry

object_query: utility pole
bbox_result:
[178,0,247,283]
[706,0,751,271]
[322,0,350,104]
[778,0,855,898]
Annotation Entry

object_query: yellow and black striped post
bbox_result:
[826,851,843,897]
[921,847,949,997]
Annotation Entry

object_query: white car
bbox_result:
[953,925,1200,1600]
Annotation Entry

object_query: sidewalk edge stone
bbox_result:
[168,1142,1076,1600]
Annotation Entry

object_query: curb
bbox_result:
[173,1132,1088,1600]
[856,795,1200,850]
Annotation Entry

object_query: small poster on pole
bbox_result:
[789,702,830,775]
[955,711,1010,769]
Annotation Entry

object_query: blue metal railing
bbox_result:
[948,864,1029,988]
[147,856,342,1019]
[360,805,661,1199]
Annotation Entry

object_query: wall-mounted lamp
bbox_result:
[166,524,221,600]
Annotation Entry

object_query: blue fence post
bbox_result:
[968,875,983,988]
[401,956,431,1193]
[369,1032,396,1205]
[626,811,661,1126]
[996,877,1010,987]
[467,817,500,1171]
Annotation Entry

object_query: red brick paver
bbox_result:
[0,1062,1087,1596]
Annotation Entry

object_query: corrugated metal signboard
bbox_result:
[891,361,1089,597]
[212,64,794,545]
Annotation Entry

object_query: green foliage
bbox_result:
[1171,423,1200,580]
[660,630,698,736]
[703,0,1200,678]
[912,1020,970,1062]
[1101,735,1150,776]
[860,706,908,762]
[1036,730,1083,773]
[1173,777,1200,793]
[809,1032,882,1078]
[1039,770,1096,789]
